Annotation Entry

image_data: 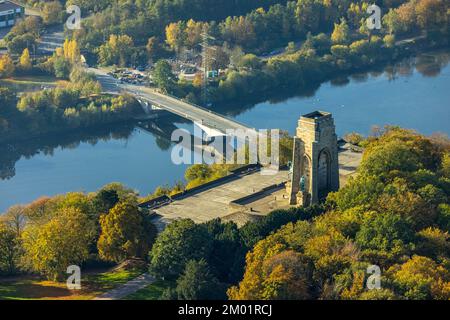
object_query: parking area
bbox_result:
[108,68,151,86]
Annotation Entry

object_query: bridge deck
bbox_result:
[90,68,254,134]
[126,86,253,134]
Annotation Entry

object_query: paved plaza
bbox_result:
[152,145,363,228]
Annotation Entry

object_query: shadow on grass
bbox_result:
[0,280,72,300]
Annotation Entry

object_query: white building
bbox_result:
[0,0,24,28]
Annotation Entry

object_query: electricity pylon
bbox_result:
[200,28,215,105]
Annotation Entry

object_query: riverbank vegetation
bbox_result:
[159,0,449,105]
[1,0,448,144]
[2,127,448,299]
[62,0,449,106]
[0,38,142,143]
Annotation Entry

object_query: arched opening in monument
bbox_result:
[318,149,331,199]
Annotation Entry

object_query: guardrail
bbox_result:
[139,164,264,209]
[136,89,254,131]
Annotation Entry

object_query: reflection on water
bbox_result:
[0,50,449,212]
[215,50,450,119]
[0,124,136,180]
[232,49,450,136]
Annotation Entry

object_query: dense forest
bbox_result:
[0,37,141,142]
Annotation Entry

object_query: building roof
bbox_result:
[0,1,23,13]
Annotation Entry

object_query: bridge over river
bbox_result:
[89,68,254,136]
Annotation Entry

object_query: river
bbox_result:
[1,50,449,212]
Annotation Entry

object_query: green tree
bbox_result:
[184,164,213,182]
[383,9,402,35]
[355,212,414,255]
[203,219,244,283]
[176,259,225,300]
[0,223,20,275]
[93,189,119,214]
[153,60,176,93]
[149,219,212,279]
[237,54,262,70]
[146,36,162,63]
[53,56,71,79]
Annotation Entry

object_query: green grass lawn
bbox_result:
[0,75,58,93]
[0,267,144,300]
[0,75,58,84]
[84,268,143,294]
[122,280,173,300]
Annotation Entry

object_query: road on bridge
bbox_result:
[89,68,254,135]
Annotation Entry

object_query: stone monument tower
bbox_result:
[287,111,339,206]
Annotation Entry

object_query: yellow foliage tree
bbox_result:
[227,231,311,300]
[62,39,80,63]
[21,207,95,280]
[193,73,203,87]
[165,22,185,52]
[0,54,15,78]
[388,255,450,300]
[19,48,32,70]
[185,19,203,48]
[97,200,155,262]
[331,19,350,44]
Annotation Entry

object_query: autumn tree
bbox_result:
[42,1,63,26]
[62,39,81,63]
[98,35,135,67]
[22,207,95,280]
[388,255,450,300]
[331,19,350,44]
[165,22,186,53]
[185,19,204,48]
[98,200,156,263]
[19,48,32,70]
[0,55,15,78]
[192,73,203,87]
[415,0,448,30]
[228,241,312,300]
[395,1,417,34]
[1,205,27,238]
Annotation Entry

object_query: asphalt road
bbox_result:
[89,67,253,134]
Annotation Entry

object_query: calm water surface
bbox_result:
[1,50,449,212]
